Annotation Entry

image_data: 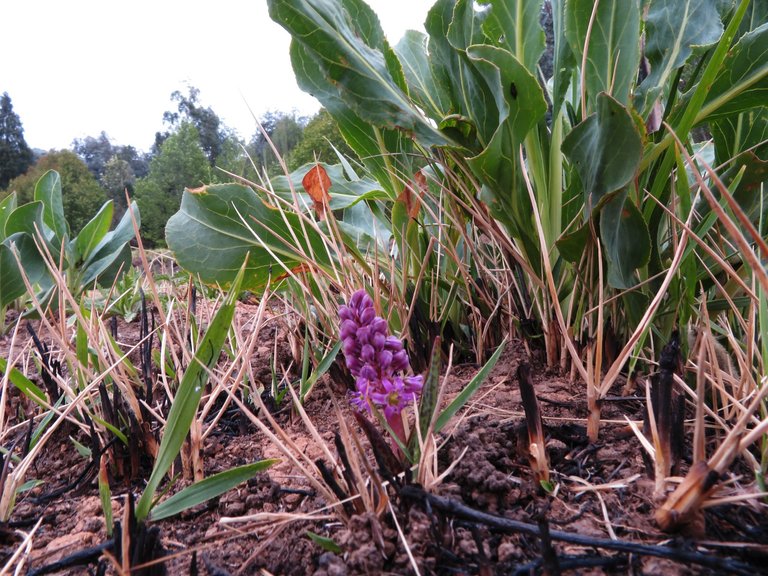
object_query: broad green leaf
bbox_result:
[565,0,641,109]
[561,93,643,216]
[0,193,17,239]
[696,23,768,122]
[434,338,506,433]
[464,45,547,264]
[600,192,651,289]
[135,264,245,522]
[0,243,27,308]
[73,201,113,264]
[289,40,413,196]
[166,183,334,292]
[635,0,723,117]
[149,459,279,521]
[483,0,545,74]
[268,0,449,148]
[33,170,67,241]
[465,45,547,144]
[337,200,392,252]
[0,233,48,304]
[442,0,499,146]
[270,163,387,212]
[556,221,590,263]
[3,201,45,238]
[80,202,140,287]
[395,30,453,120]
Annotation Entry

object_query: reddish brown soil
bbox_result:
[0,305,766,575]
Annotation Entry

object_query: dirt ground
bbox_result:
[0,304,766,575]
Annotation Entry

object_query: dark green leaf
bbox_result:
[268,0,449,148]
[561,93,643,215]
[636,0,724,116]
[73,201,113,264]
[565,0,641,109]
[33,170,67,241]
[149,459,279,521]
[599,192,651,289]
[166,183,334,292]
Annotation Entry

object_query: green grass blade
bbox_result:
[149,459,279,521]
[135,263,246,522]
[300,340,342,402]
[0,358,46,405]
[434,339,507,434]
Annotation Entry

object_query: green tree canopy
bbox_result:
[4,150,107,235]
[247,110,307,176]
[285,108,357,171]
[156,86,230,167]
[0,92,34,190]
[135,122,210,246]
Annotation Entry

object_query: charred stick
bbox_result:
[26,541,114,576]
[517,363,550,486]
[315,459,354,517]
[400,486,754,576]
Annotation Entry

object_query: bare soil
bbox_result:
[0,304,766,575]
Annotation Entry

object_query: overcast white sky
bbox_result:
[2,0,435,152]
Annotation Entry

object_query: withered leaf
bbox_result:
[302,164,332,220]
[396,169,427,219]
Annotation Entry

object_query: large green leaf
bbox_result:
[565,0,641,109]
[80,201,140,287]
[442,0,499,146]
[466,46,547,144]
[149,459,279,521]
[0,193,17,240]
[463,44,547,262]
[268,0,449,149]
[0,243,26,308]
[635,0,724,117]
[33,170,67,241]
[135,265,244,522]
[166,184,333,291]
[561,93,643,215]
[72,201,113,264]
[289,40,412,196]
[483,0,545,74]
[696,22,768,122]
[395,30,454,120]
[600,192,651,289]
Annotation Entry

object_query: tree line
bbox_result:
[0,87,355,246]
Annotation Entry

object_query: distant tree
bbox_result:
[4,150,107,235]
[156,86,229,167]
[285,108,357,170]
[0,92,34,190]
[101,155,135,217]
[72,131,113,180]
[72,132,149,182]
[135,123,209,246]
[247,110,307,176]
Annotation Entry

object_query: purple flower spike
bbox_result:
[339,289,422,423]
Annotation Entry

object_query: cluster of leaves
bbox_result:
[0,170,139,334]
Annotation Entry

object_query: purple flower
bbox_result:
[339,289,423,422]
